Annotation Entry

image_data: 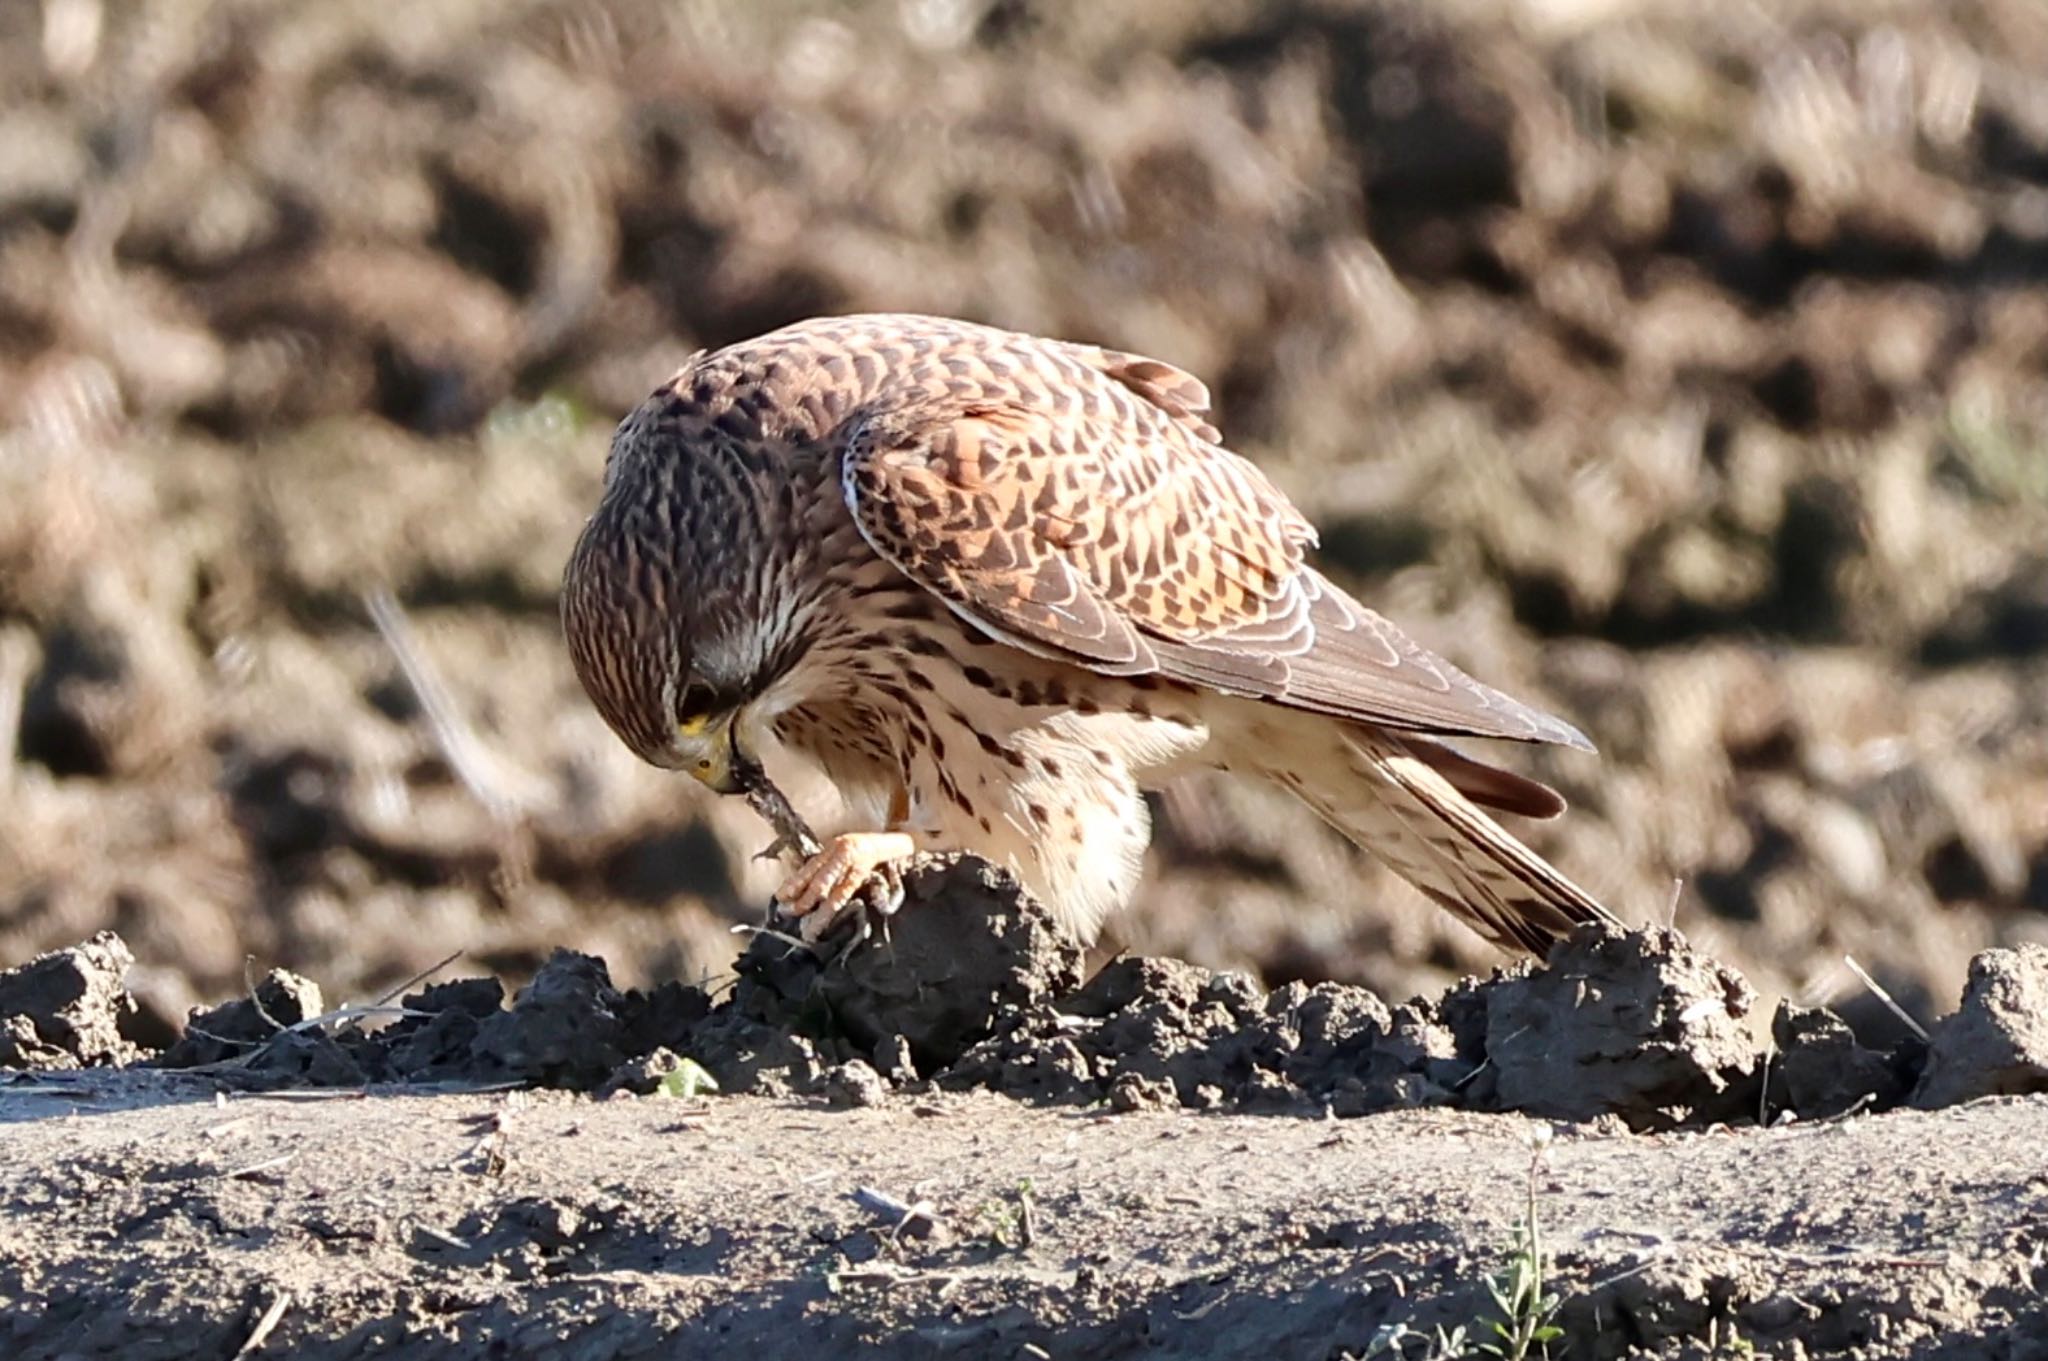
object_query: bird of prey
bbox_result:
[563,313,1616,955]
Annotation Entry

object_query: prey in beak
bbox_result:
[737,761,822,868]
[674,707,906,953]
[675,711,822,867]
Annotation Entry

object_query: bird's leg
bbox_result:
[774,831,917,945]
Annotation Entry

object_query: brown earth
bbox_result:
[4,874,2048,1356]
[6,1077,2045,1360]
[3,0,2047,1028]
[6,0,2048,1356]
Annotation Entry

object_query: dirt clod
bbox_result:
[9,883,1978,1135]
[471,950,633,1089]
[948,952,1288,1108]
[823,1059,889,1109]
[1108,1071,1179,1112]
[1914,944,2048,1108]
[950,916,1788,1128]
[161,967,323,1062]
[156,967,366,1083]
[1479,927,1759,1129]
[1770,1001,1917,1120]
[676,1007,825,1099]
[0,931,139,1069]
[376,977,507,1077]
[873,1033,918,1084]
[732,854,1085,1073]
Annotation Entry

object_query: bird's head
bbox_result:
[560,410,793,796]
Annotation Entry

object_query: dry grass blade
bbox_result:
[0,627,32,793]
[363,587,549,822]
[414,1223,473,1252]
[367,950,465,1011]
[231,1290,291,1358]
[1843,955,1932,1043]
[220,1153,296,1181]
[851,1185,942,1240]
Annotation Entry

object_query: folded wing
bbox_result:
[840,348,1590,751]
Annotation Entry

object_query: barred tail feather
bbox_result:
[1260,722,1616,955]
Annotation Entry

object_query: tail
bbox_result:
[1258,722,1617,955]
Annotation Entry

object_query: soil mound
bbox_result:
[16,859,2030,1135]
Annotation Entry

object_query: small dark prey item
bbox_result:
[736,747,822,866]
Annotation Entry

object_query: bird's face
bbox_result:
[664,673,755,795]
[564,577,766,786]
[561,503,787,801]
[661,657,823,864]
[564,402,819,811]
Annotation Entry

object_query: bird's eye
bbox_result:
[676,682,718,735]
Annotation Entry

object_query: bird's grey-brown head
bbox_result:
[560,403,794,792]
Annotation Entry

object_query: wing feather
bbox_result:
[842,346,1591,750]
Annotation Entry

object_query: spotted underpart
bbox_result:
[562,313,1618,952]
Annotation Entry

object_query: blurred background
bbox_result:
[2,0,2045,1044]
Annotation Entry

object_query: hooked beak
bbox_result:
[734,735,821,864]
[677,712,819,861]
[679,713,753,796]
[682,713,775,802]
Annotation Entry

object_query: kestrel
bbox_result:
[563,314,1617,955]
